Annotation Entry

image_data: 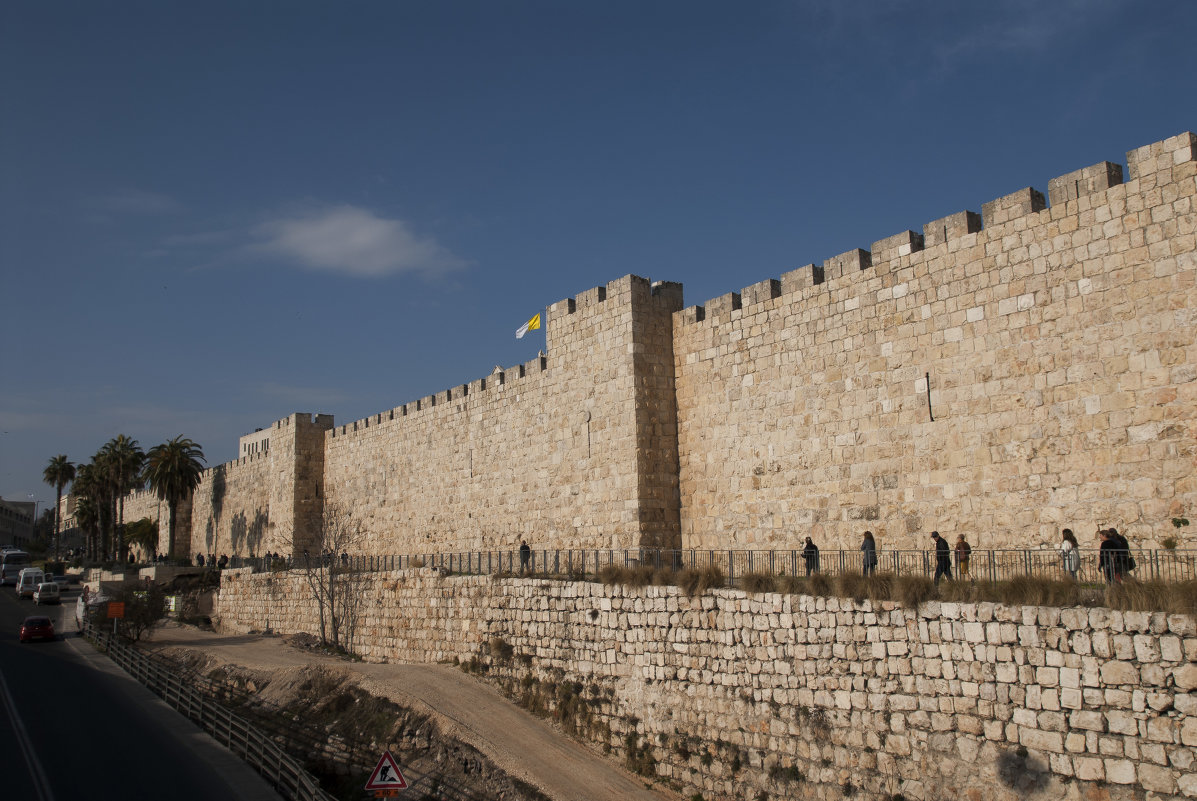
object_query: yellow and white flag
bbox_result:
[515,312,541,339]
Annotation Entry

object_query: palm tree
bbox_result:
[144,436,205,559]
[42,455,76,561]
[100,435,145,563]
[73,496,99,560]
[72,463,104,560]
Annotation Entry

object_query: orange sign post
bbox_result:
[107,602,125,618]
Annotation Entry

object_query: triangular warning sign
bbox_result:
[365,751,408,790]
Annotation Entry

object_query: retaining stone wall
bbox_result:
[216,568,1197,801]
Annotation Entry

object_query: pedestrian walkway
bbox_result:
[143,623,676,801]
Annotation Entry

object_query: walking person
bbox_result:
[519,540,531,575]
[860,531,878,577]
[931,531,952,585]
[1098,528,1120,584]
[1060,529,1080,580]
[802,537,820,576]
[954,534,972,580]
[1109,527,1134,579]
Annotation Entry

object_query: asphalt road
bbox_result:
[0,583,281,801]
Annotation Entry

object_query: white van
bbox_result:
[17,567,45,599]
[1,550,31,585]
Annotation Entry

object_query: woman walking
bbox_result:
[1060,529,1080,580]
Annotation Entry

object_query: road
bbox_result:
[0,584,281,801]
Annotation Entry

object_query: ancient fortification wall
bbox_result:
[321,275,684,553]
[674,132,1197,550]
[134,132,1197,556]
[186,414,333,558]
[216,570,1197,801]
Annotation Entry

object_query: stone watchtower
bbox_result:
[545,275,685,549]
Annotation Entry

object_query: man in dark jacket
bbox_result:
[802,537,820,576]
[932,531,952,584]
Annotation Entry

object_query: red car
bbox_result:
[19,615,55,643]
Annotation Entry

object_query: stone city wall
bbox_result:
[674,132,1197,551]
[217,569,1197,801]
[124,132,1197,557]
[187,413,334,559]
[322,275,684,553]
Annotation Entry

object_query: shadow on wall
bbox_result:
[230,508,269,556]
[997,747,1050,794]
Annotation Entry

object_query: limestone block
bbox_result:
[1175,664,1197,691]
[1099,661,1138,685]
[1073,756,1104,781]
[1103,758,1136,785]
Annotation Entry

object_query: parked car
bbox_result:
[19,615,56,643]
[51,575,71,590]
[33,582,61,605]
[16,567,45,599]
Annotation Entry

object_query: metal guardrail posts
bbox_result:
[81,620,336,801]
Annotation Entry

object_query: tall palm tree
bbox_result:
[86,448,117,560]
[72,463,105,560]
[42,455,76,561]
[144,436,205,559]
[100,435,144,563]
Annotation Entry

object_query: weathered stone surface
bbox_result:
[112,132,1197,560]
[216,570,1197,801]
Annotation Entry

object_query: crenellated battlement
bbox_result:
[328,353,551,439]
[674,130,1197,550]
[675,131,1196,333]
[127,130,1197,559]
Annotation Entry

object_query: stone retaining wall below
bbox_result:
[216,568,1197,801]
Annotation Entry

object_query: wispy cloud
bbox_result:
[249,204,466,277]
[932,0,1124,68]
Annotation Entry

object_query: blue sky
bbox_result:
[2,1,1195,509]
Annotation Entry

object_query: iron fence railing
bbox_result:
[83,619,336,801]
[223,547,1197,586]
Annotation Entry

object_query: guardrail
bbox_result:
[227,546,1197,585]
[83,620,337,801]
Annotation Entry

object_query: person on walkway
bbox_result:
[954,535,972,580]
[519,540,531,575]
[861,531,878,577]
[1060,529,1080,580]
[932,531,952,584]
[217,553,229,570]
[1098,528,1120,583]
[1109,527,1134,579]
[802,537,820,576]
[196,553,205,567]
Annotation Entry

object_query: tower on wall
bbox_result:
[545,274,685,549]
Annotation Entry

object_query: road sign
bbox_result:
[107,602,125,619]
[365,751,408,793]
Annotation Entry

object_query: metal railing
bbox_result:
[84,620,336,801]
[230,547,1197,586]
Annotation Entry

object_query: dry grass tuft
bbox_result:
[1106,579,1197,615]
[676,566,725,597]
[741,572,778,594]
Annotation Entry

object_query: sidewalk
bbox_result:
[142,622,676,801]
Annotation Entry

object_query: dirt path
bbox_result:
[143,623,677,801]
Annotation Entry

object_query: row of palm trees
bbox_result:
[42,435,206,563]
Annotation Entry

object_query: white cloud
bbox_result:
[250,204,466,277]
